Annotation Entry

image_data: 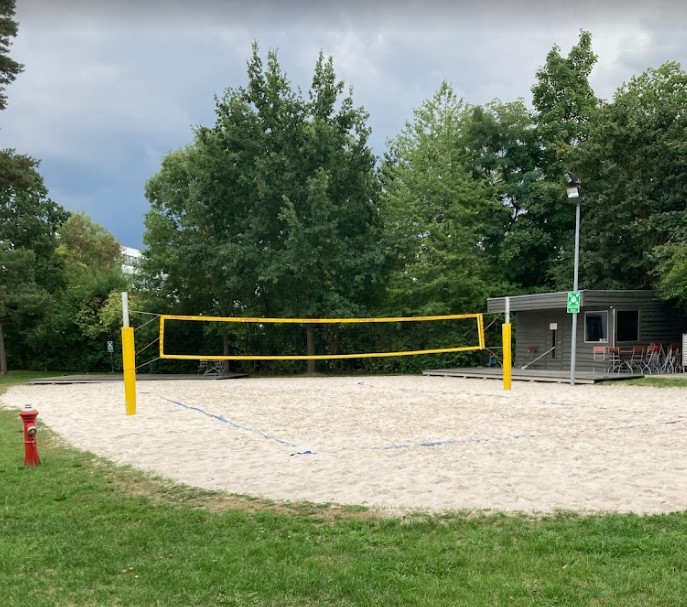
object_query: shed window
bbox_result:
[616,310,639,342]
[585,311,608,343]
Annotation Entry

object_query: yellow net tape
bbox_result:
[159,313,485,361]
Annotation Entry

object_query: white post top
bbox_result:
[121,292,130,328]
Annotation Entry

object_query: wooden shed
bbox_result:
[486,290,686,373]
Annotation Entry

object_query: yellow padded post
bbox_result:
[121,326,137,415]
[502,323,512,391]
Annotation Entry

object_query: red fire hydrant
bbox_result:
[19,404,41,466]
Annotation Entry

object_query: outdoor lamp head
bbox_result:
[563,171,580,186]
[564,171,582,202]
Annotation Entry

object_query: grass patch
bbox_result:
[0,370,69,388]
[621,376,687,388]
[1,377,687,605]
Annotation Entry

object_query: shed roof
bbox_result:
[486,290,657,313]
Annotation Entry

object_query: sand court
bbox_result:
[2,375,686,514]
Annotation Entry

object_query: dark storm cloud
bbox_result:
[4,0,687,247]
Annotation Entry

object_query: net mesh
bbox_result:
[159,314,485,361]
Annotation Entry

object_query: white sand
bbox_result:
[3,375,686,514]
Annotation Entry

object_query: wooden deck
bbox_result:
[29,373,247,385]
[423,367,644,384]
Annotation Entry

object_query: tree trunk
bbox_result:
[222,332,231,375]
[305,324,316,375]
[0,322,7,376]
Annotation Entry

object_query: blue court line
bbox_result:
[156,395,299,449]
[375,435,524,451]
[371,417,686,452]
[152,393,685,455]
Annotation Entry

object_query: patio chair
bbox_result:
[607,347,631,373]
[592,346,607,375]
[629,346,648,374]
[661,343,681,374]
[645,343,663,374]
[198,360,223,376]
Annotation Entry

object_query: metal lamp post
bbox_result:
[564,171,582,386]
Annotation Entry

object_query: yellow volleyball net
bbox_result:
[158,313,485,361]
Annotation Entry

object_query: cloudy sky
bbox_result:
[3,0,687,249]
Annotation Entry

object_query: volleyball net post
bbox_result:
[502,297,512,391]
[121,292,137,415]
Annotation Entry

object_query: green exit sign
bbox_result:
[567,291,581,313]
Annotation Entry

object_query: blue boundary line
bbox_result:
[156,395,300,449]
[150,392,686,455]
[367,417,686,451]
[374,434,532,451]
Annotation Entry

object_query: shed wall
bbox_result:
[513,300,685,373]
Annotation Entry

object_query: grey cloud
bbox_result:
[4,0,687,249]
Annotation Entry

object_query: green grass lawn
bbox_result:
[1,374,686,606]
[623,376,687,387]
[0,370,69,387]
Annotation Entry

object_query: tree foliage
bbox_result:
[522,30,601,290]
[24,214,127,371]
[143,45,382,338]
[6,30,687,374]
[0,247,49,373]
[0,0,22,111]
[0,152,68,372]
[579,62,687,292]
[0,152,68,289]
[462,99,541,290]
[380,82,499,315]
[532,30,599,165]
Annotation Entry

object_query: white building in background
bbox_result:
[121,246,142,275]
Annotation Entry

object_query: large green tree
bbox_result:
[507,30,600,291]
[260,53,383,316]
[0,153,68,288]
[0,247,48,374]
[143,45,383,370]
[25,213,127,371]
[462,99,542,291]
[0,153,68,372]
[579,62,687,293]
[0,1,71,373]
[379,82,500,315]
[532,30,599,169]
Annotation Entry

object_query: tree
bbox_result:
[379,82,499,315]
[462,99,542,290]
[531,30,599,168]
[0,0,23,111]
[258,53,384,323]
[0,247,49,374]
[0,152,68,290]
[58,211,122,270]
[25,213,127,371]
[143,44,383,372]
[652,241,687,310]
[0,1,76,373]
[510,30,601,290]
[0,152,68,373]
[579,62,687,292]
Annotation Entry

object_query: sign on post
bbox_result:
[106,341,114,353]
[567,291,581,314]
